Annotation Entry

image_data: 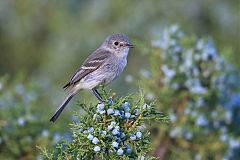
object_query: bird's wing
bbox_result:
[63,49,112,89]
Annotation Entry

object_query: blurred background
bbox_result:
[0,0,239,159]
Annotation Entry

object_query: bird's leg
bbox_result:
[92,89,104,103]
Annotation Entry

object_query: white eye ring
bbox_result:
[114,41,119,46]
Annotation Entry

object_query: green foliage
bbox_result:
[40,89,168,160]
[0,75,66,159]
[140,25,240,159]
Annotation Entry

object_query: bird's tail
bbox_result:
[50,93,74,122]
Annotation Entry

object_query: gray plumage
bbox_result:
[50,33,133,122]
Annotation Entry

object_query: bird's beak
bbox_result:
[125,42,134,48]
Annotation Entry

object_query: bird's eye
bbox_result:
[114,41,119,46]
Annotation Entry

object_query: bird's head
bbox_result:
[102,33,133,57]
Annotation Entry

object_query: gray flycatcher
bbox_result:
[50,33,133,122]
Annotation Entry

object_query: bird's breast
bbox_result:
[116,58,127,77]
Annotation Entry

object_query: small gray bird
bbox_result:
[50,33,133,122]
